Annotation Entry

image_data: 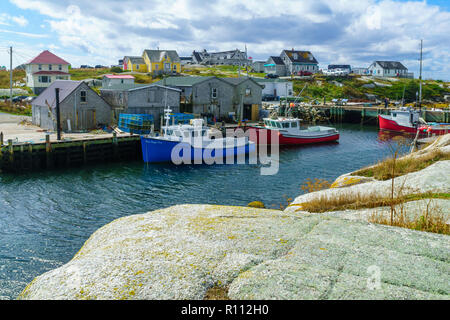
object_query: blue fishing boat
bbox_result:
[141,108,255,164]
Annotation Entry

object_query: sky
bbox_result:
[0,0,449,80]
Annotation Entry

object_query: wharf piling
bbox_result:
[312,104,450,125]
[0,134,142,173]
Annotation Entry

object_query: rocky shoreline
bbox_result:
[18,135,450,300]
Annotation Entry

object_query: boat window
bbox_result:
[166,129,173,136]
[282,123,290,128]
[291,121,298,128]
[270,121,277,127]
[173,130,182,137]
[183,132,190,138]
[193,131,198,137]
[276,122,282,128]
[264,120,269,126]
[202,130,207,136]
[393,113,396,117]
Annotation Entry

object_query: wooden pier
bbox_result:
[312,104,450,125]
[0,132,142,173]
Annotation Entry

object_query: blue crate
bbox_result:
[118,114,154,134]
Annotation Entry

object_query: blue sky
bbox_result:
[0,0,449,80]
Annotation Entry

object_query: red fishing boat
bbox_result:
[378,108,450,135]
[241,118,339,145]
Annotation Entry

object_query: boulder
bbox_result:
[285,161,450,213]
[19,204,449,300]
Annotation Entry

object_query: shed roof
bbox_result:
[100,83,181,92]
[374,61,407,70]
[269,56,285,65]
[27,50,70,65]
[282,50,318,64]
[32,80,83,108]
[33,71,70,75]
[154,76,216,87]
[103,74,135,79]
[124,56,145,64]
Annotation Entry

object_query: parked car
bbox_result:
[11,95,28,103]
[265,74,279,79]
[296,71,313,76]
[262,94,276,101]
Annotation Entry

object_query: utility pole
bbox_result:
[9,46,13,105]
[418,39,423,110]
[55,88,61,140]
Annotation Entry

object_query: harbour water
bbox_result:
[0,124,411,299]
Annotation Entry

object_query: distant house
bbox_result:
[123,56,147,72]
[102,74,135,88]
[155,76,263,121]
[264,56,287,76]
[191,49,249,66]
[251,61,266,73]
[368,61,410,78]
[280,49,319,75]
[143,50,181,75]
[180,56,193,65]
[100,84,180,129]
[328,65,352,73]
[25,50,71,95]
[255,78,293,99]
[32,80,112,132]
[352,67,369,75]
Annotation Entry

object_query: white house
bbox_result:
[256,78,293,98]
[368,61,409,78]
[26,50,71,94]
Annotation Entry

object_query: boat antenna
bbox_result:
[418,39,423,111]
[163,88,172,137]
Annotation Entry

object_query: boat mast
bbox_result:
[163,89,172,137]
[418,39,423,110]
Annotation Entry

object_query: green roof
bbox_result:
[154,76,215,87]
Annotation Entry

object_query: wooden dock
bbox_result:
[0,132,142,173]
[310,104,450,124]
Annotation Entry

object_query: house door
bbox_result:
[243,104,252,121]
[83,109,96,130]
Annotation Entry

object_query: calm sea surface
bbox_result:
[0,124,410,299]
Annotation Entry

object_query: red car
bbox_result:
[297,71,313,76]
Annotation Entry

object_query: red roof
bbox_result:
[33,71,70,75]
[27,50,70,65]
[104,74,135,79]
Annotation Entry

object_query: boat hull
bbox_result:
[141,136,255,163]
[242,126,339,145]
[378,115,450,135]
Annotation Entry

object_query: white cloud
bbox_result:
[8,0,450,79]
[12,15,28,27]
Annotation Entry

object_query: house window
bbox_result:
[155,65,159,70]
[38,64,42,71]
[38,76,50,83]
[245,88,251,96]
[80,91,87,103]
[136,64,140,70]
[49,64,52,71]
[173,65,177,71]
[211,88,218,99]
[58,65,62,71]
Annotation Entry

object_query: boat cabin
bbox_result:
[389,109,420,126]
[263,118,300,130]
[162,119,208,140]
